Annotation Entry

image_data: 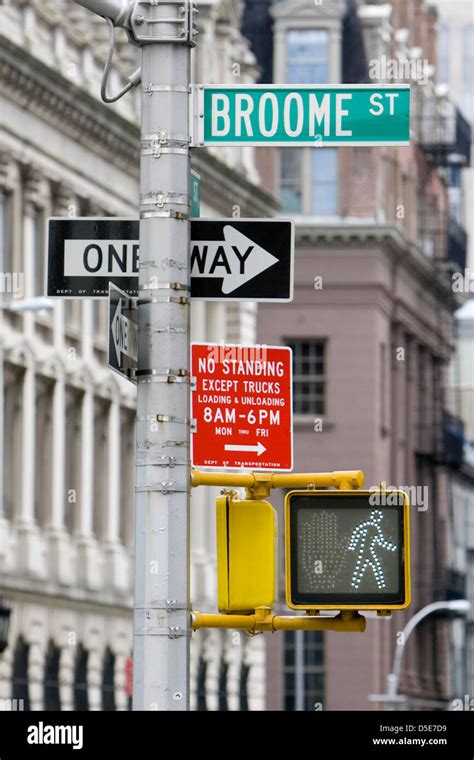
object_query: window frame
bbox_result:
[286,339,327,418]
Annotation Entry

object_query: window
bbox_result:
[287,340,326,416]
[3,364,23,520]
[196,657,207,711]
[12,638,30,710]
[44,641,61,711]
[120,408,135,546]
[102,648,116,711]
[35,376,54,528]
[283,631,324,711]
[287,30,328,84]
[239,663,250,711]
[0,190,13,277]
[74,645,89,711]
[281,150,303,212]
[65,387,82,533]
[217,658,228,711]
[31,208,44,297]
[93,399,109,539]
[437,23,449,86]
[282,30,336,216]
[311,149,338,215]
[462,25,474,123]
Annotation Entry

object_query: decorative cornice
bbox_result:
[0,36,140,177]
[294,221,461,308]
[0,36,278,218]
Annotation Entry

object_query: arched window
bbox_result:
[196,657,207,711]
[217,658,228,712]
[11,638,30,710]
[101,648,116,711]
[73,645,89,711]
[239,663,250,712]
[44,641,61,711]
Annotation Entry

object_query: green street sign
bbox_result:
[193,84,410,147]
[191,170,200,218]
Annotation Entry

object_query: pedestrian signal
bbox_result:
[285,490,410,611]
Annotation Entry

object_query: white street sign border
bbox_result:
[190,340,294,472]
[191,83,411,147]
[47,217,294,303]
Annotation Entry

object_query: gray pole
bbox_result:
[72,0,194,711]
[133,2,193,711]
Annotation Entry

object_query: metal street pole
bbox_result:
[369,599,471,710]
[134,1,193,712]
[73,0,195,710]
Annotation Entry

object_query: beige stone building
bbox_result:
[0,0,276,711]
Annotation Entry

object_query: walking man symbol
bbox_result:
[348,510,396,589]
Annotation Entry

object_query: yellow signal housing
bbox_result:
[216,495,278,613]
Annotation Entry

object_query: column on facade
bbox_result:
[88,649,102,711]
[224,628,243,711]
[28,642,45,711]
[113,652,128,711]
[245,634,266,711]
[48,371,73,584]
[203,629,222,711]
[16,362,40,574]
[21,165,43,339]
[105,396,127,590]
[0,153,15,534]
[52,183,77,350]
[59,645,75,711]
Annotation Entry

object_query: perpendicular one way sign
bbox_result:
[47,218,294,301]
[191,342,293,470]
[192,84,410,146]
[108,284,138,382]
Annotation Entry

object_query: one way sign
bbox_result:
[48,218,294,302]
[190,219,294,301]
[108,284,138,382]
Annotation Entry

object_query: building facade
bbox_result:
[244,0,471,710]
[0,0,277,711]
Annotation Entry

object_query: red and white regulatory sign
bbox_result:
[191,342,293,470]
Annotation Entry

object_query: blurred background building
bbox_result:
[244,0,473,710]
[0,0,276,711]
